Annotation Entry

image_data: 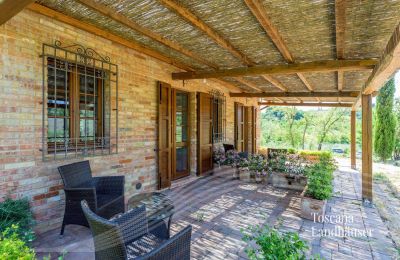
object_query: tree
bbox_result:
[316,108,347,150]
[300,113,314,150]
[374,78,396,162]
[393,98,400,160]
[285,107,299,148]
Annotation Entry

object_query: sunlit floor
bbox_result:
[34,160,398,259]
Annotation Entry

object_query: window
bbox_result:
[43,41,118,160]
[211,90,226,143]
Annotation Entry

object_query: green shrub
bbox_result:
[242,225,309,260]
[305,158,336,200]
[0,198,35,243]
[298,150,333,161]
[0,225,35,260]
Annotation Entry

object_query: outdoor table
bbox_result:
[126,191,174,239]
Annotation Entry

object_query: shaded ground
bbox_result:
[34,160,398,259]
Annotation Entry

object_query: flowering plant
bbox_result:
[248,155,267,176]
[213,147,226,166]
[225,150,242,167]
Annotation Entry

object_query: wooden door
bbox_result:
[158,82,172,189]
[197,92,214,175]
[172,90,190,180]
[235,102,245,152]
[244,106,253,153]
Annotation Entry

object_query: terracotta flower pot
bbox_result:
[300,193,327,221]
[271,172,307,191]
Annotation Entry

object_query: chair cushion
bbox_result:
[126,234,165,258]
[97,193,123,209]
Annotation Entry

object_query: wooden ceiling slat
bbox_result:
[173,59,377,80]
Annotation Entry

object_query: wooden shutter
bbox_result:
[252,106,257,154]
[197,92,214,175]
[244,106,253,153]
[235,102,245,152]
[158,82,172,189]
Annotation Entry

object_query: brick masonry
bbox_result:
[0,10,260,233]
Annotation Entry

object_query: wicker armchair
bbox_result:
[58,160,125,235]
[81,201,192,260]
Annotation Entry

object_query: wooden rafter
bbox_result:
[27,4,243,93]
[158,0,255,66]
[230,91,359,98]
[76,0,218,69]
[0,0,35,25]
[173,59,377,80]
[261,75,288,91]
[335,0,346,60]
[258,102,353,107]
[235,77,263,92]
[296,73,314,91]
[244,0,317,92]
[335,0,346,92]
[353,21,400,110]
[244,0,293,62]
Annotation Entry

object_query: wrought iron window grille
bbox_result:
[41,40,118,161]
[210,89,226,144]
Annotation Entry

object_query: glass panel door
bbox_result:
[174,91,190,179]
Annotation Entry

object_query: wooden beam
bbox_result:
[28,4,244,95]
[27,3,192,71]
[76,0,218,69]
[244,0,293,62]
[335,0,346,59]
[230,91,359,98]
[172,59,377,80]
[158,0,255,65]
[0,0,35,25]
[235,77,263,92]
[261,75,288,91]
[350,110,356,169]
[362,94,373,202]
[337,71,344,91]
[362,22,400,94]
[335,0,346,92]
[296,73,314,91]
[258,102,353,107]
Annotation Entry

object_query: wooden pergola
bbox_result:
[2,0,400,203]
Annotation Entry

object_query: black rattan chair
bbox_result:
[58,160,125,235]
[81,201,192,260]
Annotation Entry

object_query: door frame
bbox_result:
[171,89,191,180]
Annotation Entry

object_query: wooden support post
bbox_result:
[350,110,356,169]
[361,94,373,203]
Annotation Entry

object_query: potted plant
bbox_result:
[237,157,249,180]
[300,158,336,221]
[225,150,242,179]
[248,155,267,183]
[213,147,226,168]
[269,154,308,191]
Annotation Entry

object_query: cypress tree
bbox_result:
[374,78,396,162]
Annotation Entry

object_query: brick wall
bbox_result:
[0,10,260,233]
